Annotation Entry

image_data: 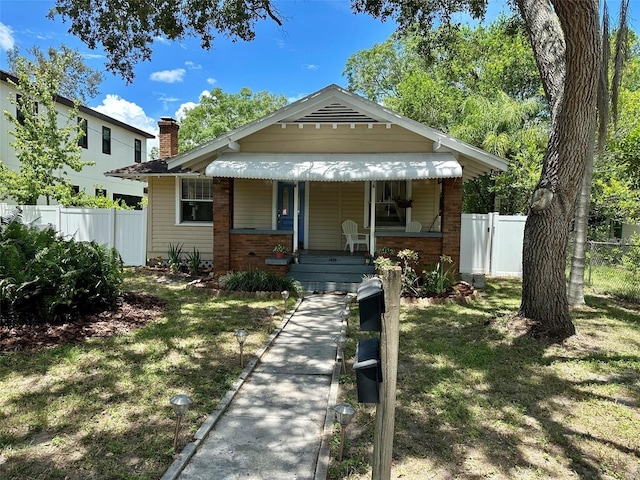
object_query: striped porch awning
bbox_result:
[205,153,462,182]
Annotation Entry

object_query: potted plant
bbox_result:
[394,198,413,208]
[273,244,289,259]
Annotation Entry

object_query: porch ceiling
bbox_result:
[205,153,462,181]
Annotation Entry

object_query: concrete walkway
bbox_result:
[164,293,346,480]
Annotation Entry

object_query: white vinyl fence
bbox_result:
[460,213,526,277]
[1,205,522,273]
[0,204,147,266]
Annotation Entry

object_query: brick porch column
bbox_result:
[213,178,232,274]
[441,177,462,275]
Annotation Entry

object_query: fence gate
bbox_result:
[460,213,526,277]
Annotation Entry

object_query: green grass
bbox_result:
[3,273,639,480]
[586,264,640,302]
[329,278,640,480]
[0,270,284,480]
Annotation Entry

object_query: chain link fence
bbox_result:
[586,240,640,301]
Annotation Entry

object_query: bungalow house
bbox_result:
[106,85,507,289]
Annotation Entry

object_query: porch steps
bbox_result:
[287,251,375,293]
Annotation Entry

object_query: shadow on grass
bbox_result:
[334,278,640,479]
[0,274,284,480]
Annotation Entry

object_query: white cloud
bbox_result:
[185,61,202,70]
[206,77,217,86]
[158,94,180,103]
[82,53,104,60]
[0,22,15,51]
[154,36,171,45]
[93,94,159,154]
[150,68,186,83]
[175,102,197,121]
[303,64,320,71]
[174,90,212,120]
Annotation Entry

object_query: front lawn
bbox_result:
[330,278,640,479]
[0,270,284,480]
[2,273,638,480]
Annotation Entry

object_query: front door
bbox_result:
[277,182,305,247]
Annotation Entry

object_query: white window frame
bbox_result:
[364,180,412,229]
[175,176,214,226]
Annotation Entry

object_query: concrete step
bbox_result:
[289,271,371,283]
[296,280,362,293]
[299,254,367,265]
[289,263,374,274]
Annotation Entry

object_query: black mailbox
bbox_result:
[356,277,384,331]
[353,337,382,404]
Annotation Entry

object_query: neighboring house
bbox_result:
[106,85,508,276]
[0,69,154,207]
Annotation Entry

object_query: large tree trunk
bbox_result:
[516,0,600,340]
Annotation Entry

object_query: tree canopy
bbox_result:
[178,87,288,152]
[1,46,97,205]
[345,18,546,215]
[50,0,284,82]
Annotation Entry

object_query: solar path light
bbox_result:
[267,305,277,318]
[334,334,348,374]
[281,290,290,313]
[234,329,249,367]
[170,394,193,452]
[333,403,356,461]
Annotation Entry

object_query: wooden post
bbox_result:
[372,266,401,480]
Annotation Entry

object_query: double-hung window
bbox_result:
[78,118,88,148]
[178,178,213,223]
[134,139,142,163]
[102,126,111,154]
[367,180,410,228]
[16,94,37,126]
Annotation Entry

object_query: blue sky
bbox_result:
[0,0,631,151]
[0,0,413,147]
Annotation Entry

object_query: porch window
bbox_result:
[179,177,213,223]
[368,180,410,228]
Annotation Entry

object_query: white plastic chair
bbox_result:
[342,220,369,253]
[406,221,422,232]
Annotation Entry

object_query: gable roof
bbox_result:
[166,84,508,175]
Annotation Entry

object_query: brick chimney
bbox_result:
[158,117,179,158]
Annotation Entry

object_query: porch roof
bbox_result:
[205,153,462,181]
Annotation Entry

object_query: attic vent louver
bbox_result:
[293,102,379,123]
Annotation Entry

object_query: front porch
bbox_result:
[286,250,375,292]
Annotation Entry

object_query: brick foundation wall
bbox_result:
[229,233,293,274]
[375,236,443,271]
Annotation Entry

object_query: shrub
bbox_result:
[219,270,302,296]
[422,254,456,294]
[0,222,123,325]
[185,247,201,275]
[167,243,184,273]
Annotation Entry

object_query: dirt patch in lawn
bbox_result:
[0,291,165,352]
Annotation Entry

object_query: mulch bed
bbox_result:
[0,292,165,352]
[401,281,479,305]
